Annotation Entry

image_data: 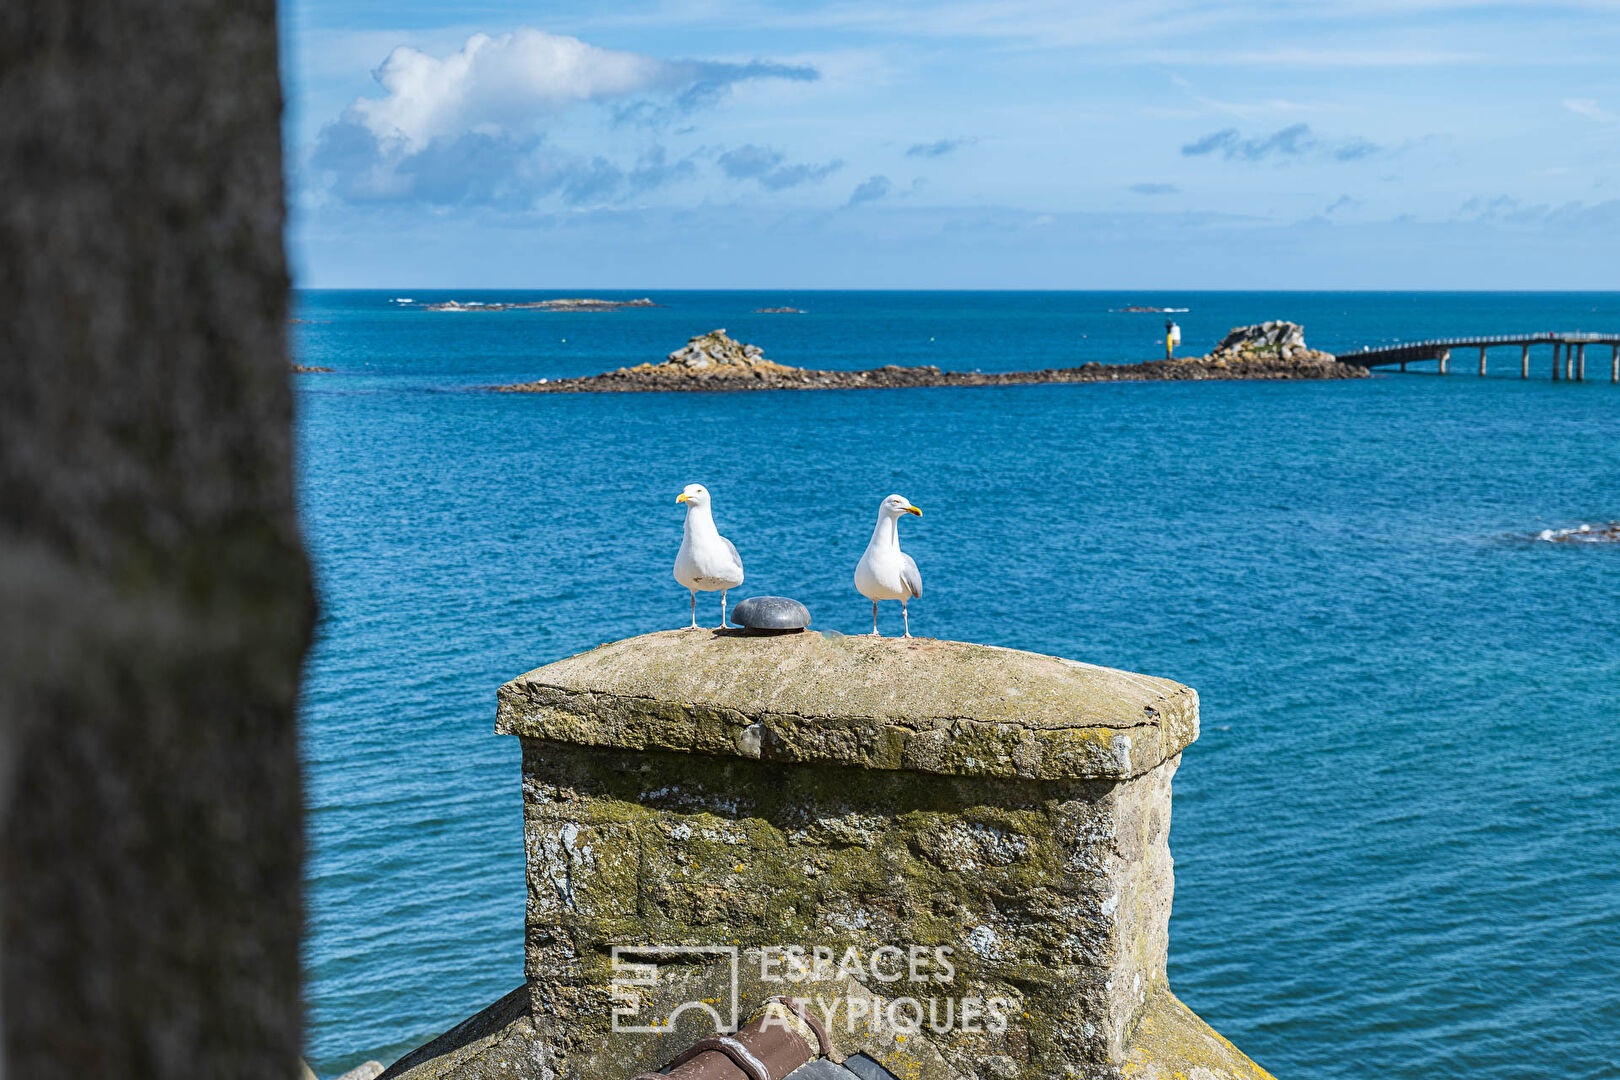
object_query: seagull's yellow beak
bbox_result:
[676,492,690,504]
[906,505,922,516]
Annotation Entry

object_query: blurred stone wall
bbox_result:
[0,0,311,1076]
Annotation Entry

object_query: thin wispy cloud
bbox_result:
[847,175,892,206]
[1183,124,1314,160]
[905,137,974,158]
[1564,98,1616,122]
[1129,182,1179,195]
[1142,47,1483,67]
[597,1,1530,62]
[1181,124,1383,163]
[718,145,844,190]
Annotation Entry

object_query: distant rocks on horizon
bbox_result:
[291,363,334,373]
[754,306,806,314]
[423,297,657,313]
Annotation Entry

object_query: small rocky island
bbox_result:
[1536,522,1620,543]
[425,297,657,313]
[498,321,1365,393]
[754,305,806,313]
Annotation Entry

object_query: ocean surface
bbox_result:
[294,291,1620,1079]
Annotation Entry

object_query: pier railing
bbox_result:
[1341,332,1620,382]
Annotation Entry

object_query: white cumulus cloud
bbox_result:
[310,28,818,207]
[354,31,666,149]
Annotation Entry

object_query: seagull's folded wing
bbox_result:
[722,536,745,576]
[901,553,923,599]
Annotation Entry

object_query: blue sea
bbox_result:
[294,291,1620,1079]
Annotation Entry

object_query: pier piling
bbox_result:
[1553,342,1561,382]
[1521,343,1530,379]
[1612,344,1618,384]
[1439,349,1450,375]
[1479,344,1488,376]
[1577,343,1587,382]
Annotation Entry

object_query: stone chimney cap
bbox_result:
[496,630,1197,780]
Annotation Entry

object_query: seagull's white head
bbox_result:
[676,483,711,509]
[880,493,921,519]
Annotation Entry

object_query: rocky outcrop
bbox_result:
[658,328,798,376]
[1155,320,1343,375]
[1216,321,1307,353]
[754,306,806,313]
[1536,522,1620,543]
[498,326,1365,393]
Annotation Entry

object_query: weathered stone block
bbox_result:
[497,631,1215,1079]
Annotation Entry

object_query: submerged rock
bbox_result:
[1535,522,1620,543]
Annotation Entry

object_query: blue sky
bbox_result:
[283,1,1620,288]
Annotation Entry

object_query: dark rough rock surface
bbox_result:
[499,326,1365,394]
[380,986,550,1080]
[0,1,311,1077]
[729,594,813,630]
[426,297,657,313]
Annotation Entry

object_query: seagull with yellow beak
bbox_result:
[673,483,745,629]
[854,494,923,638]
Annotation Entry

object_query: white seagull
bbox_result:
[673,483,745,629]
[854,494,923,638]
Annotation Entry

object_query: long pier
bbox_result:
[1340,332,1620,382]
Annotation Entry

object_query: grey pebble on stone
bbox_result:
[729,595,812,632]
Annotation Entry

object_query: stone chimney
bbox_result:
[494,631,1272,1080]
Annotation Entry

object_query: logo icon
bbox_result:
[610,945,740,1034]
